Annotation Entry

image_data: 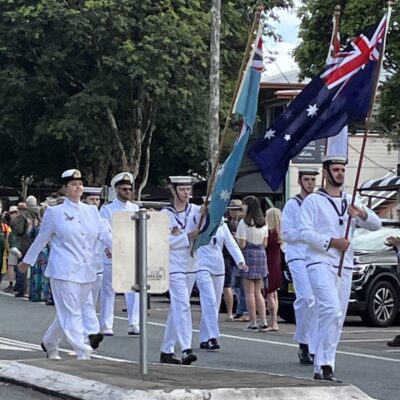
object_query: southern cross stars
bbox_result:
[284,134,291,141]
[219,189,231,201]
[264,129,275,140]
[306,104,319,117]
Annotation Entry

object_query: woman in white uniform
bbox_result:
[19,169,112,360]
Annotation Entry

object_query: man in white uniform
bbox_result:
[99,172,140,336]
[281,167,319,365]
[299,156,381,381]
[160,176,200,365]
[82,187,105,350]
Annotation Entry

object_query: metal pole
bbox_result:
[136,209,149,376]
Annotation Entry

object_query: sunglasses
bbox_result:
[119,187,133,192]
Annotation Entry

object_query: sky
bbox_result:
[263,3,301,77]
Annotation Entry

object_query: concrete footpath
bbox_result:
[0,358,375,400]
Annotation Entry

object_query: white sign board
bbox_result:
[111,211,169,294]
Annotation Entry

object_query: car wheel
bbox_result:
[278,304,296,323]
[361,281,399,327]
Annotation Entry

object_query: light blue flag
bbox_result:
[193,38,262,251]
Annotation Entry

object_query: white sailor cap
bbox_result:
[169,176,193,186]
[321,155,348,166]
[297,167,319,176]
[83,187,102,197]
[61,169,83,183]
[111,172,133,188]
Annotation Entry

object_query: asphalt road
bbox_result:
[0,290,399,400]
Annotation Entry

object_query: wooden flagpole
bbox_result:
[321,5,341,188]
[338,1,393,277]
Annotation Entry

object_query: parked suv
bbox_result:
[278,220,400,327]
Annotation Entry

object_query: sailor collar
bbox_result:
[165,203,193,229]
[316,188,348,226]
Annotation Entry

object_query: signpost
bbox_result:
[112,210,169,375]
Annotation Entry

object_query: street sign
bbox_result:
[292,139,326,164]
[111,211,169,294]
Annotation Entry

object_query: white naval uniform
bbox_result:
[160,203,200,354]
[299,190,381,370]
[23,199,112,359]
[82,218,110,337]
[281,194,318,354]
[196,222,244,343]
[99,199,140,333]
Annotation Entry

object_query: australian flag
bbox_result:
[193,28,263,251]
[248,13,388,191]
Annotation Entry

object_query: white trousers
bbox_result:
[99,264,115,332]
[197,270,224,342]
[83,273,103,336]
[307,264,352,370]
[160,273,193,353]
[125,292,139,326]
[288,259,318,354]
[43,278,93,359]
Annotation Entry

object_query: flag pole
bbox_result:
[203,6,264,205]
[322,5,341,188]
[338,1,393,277]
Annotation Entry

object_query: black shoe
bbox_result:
[387,335,400,347]
[160,352,181,365]
[45,300,55,306]
[321,365,342,383]
[200,341,209,350]
[313,373,322,380]
[41,342,47,352]
[14,292,25,298]
[182,348,197,365]
[298,344,313,365]
[89,333,104,350]
[208,338,220,351]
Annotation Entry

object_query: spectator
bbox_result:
[265,208,283,331]
[236,196,268,331]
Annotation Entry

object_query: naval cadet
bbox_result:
[99,172,140,336]
[281,167,319,365]
[159,176,200,365]
[82,187,105,350]
[18,169,112,359]
[299,156,381,381]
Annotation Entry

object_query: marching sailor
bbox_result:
[197,218,247,351]
[19,169,112,359]
[99,172,140,336]
[299,156,381,381]
[281,167,319,365]
[159,176,200,365]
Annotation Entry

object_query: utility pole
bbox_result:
[209,0,221,168]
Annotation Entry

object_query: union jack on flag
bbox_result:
[249,13,389,191]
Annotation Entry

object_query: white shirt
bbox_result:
[197,223,244,275]
[100,198,139,265]
[23,199,112,283]
[281,195,307,262]
[299,191,381,269]
[162,203,200,274]
[236,220,268,245]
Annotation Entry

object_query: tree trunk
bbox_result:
[209,0,221,168]
[106,107,129,171]
[137,125,155,200]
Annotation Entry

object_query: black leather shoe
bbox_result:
[200,341,209,350]
[89,333,104,349]
[182,348,197,365]
[313,373,322,380]
[387,335,400,347]
[160,352,181,364]
[298,345,313,365]
[208,338,220,351]
[14,292,25,298]
[41,342,47,352]
[322,365,342,383]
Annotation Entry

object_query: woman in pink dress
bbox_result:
[265,208,283,331]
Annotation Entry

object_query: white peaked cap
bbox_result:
[110,172,134,188]
[83,187,102,196]
[321,155,348,165]
[169,176,193,186]
[297,167,319,175]
[61,169,83,182]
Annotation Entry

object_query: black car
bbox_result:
[278,221,400,327]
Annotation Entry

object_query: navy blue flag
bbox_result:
[248,14,388,191]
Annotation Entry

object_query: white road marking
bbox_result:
[340,338,393,343]
[0,344,34,352]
